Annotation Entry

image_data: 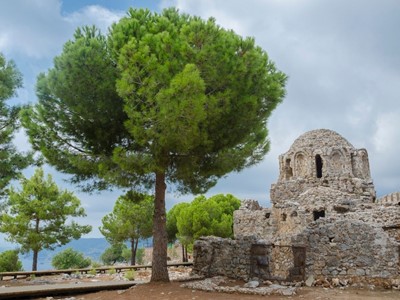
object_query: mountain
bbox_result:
[0,238,152,271]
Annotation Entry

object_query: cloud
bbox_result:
[0,0,123,59]
[0,0,66,58]
[64,5,124,35]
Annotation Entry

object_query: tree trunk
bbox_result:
[150,171,169,282]
[130,238,138,266]
[130,239,135,265]
[32,218,40,271]
[181,244,185,262]
[32,250,38,271]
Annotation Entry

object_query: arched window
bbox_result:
[315,155,323,178]
[285,158,293,180]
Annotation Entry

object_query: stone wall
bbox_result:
[292,218,400,281]
[270,177,376,207]
[233,200,275,240]
[378,192,400,205]
[193,236,255,280]
[193,236,306,282]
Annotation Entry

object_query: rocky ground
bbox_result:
[1,266,400,299]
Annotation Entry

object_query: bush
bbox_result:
[90,261,102,268]
[136,248,145,265]
[101,243,127,265]
[89,268,97,276]
[124,269,135,280]
[51,248,91,270]
[0,250,23,272]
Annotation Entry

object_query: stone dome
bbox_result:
[275,128,373,185]
[287,129,354,154]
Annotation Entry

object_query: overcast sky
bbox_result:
[0,0,399,239]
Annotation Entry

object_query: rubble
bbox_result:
[181,276,297,296]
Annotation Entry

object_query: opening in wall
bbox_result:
[313,210,325,221]
[285,158,293,180]
[315,155,323,178]
[398,246,400,267]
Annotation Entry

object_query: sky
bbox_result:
[0,0,399,239]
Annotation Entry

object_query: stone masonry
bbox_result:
[193,129,400,285]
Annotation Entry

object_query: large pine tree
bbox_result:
[0,53,32,197]
[22,8,286,281]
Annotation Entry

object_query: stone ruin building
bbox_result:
[193,129,400,286]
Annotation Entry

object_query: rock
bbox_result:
[355,268,366,276]
[305,275,314,287]
[263,280,273,286]
[331,278,340,287]
[391,279,400,286]
[71,273,80,279]
[282,287,296,296]
[339,279,349,286]
[244,280,259,288]
[295,282,303,287]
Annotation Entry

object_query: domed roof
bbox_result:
[288,129,354,153]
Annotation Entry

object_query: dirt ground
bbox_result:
[2,268,396,300]
[34,281,400,300]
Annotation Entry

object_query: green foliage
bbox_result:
[90,261,101,268]
[99,192,153,265]
[0,53,32,197]
[51,248,91,270]
[0,250,23,272]
[100,243,127,265]
[21,9,286,194]
[20,26,127,192]
[135,248,145,265]
[0,52,22,101]
[107,268,116,275]
[121,247,131,263]
[166,202,190,243]
[173,194,241,247]
[0,168,92,270]
[21,8,286,281]
[124,269,135,281]
[89,268,97,276]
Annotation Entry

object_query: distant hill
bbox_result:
[0,237,152,271]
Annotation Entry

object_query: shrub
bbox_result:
[0,250,23,272]
[90,261,101,268]
[107,268,116,275]
[136,248,145,265]
[100,243,127,265]
[51,248,91,270]
[89,268,97,276]
[124,269,135,281]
